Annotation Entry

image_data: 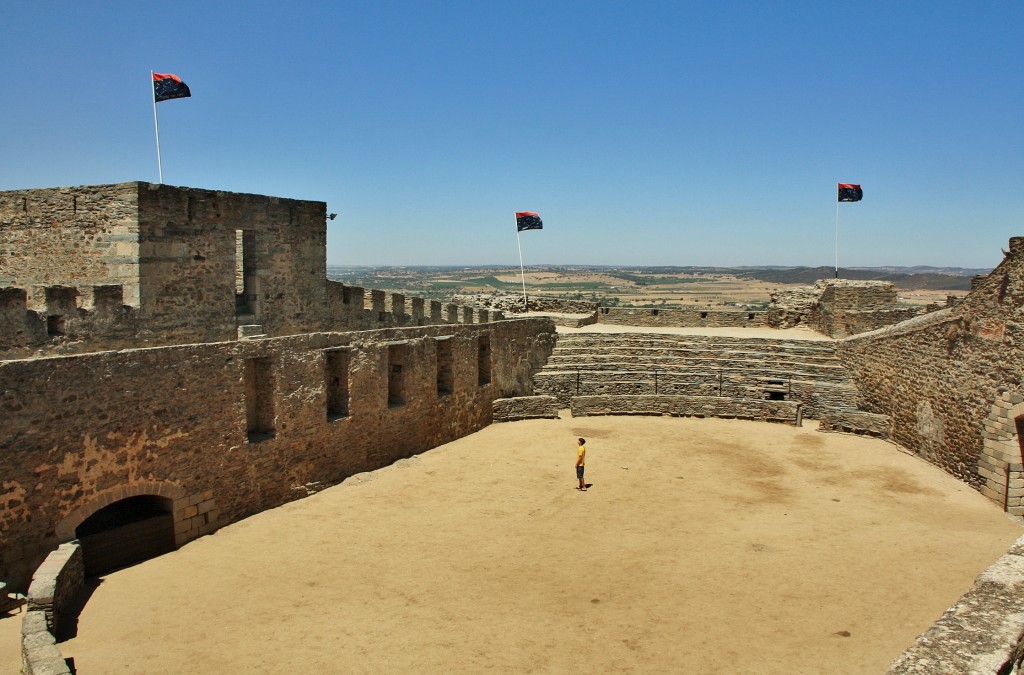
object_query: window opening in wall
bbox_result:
[651,309,659,316]
[47,315,66,336]
[388,343,406,407]
[478,334,492,386]
[235,230,257,316]
[602,307,609,314]
[765,379,787,401]
[325,349,350,420]
[748,313,755,320]
[342,287,352,304]
[245,357,276,441]
[701,312,708,319]
[436,338,454,396]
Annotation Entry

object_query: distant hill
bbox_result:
[737,266,976,290]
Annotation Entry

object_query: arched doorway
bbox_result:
[75,495,176,577]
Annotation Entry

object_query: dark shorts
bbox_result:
[576,465,585,480]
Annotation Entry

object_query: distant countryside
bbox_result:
[326,265,986,311]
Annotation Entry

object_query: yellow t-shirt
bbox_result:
[576,444,586,466]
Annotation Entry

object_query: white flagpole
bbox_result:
[835,199,840,279]
[515,220,528,310]
[151,71,164,184]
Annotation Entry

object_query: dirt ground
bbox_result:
[5,415,1019,674]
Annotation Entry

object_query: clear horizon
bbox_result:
[3,2,1021,270]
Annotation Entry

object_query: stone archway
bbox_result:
[978,392,1024,516]
[57,482,188,577]
[56,481,187,542]
[75,494,176,576]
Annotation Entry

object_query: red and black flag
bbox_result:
[516,212,543,232]
[153,73,191,102]
[838,183,863,202]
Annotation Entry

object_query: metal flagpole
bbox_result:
[151,71,164,184]
[515,220,528,310]
[835,199,840,279]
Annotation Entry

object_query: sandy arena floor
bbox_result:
[4,415,1019,674]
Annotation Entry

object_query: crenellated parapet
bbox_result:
[326,280,505,332]
[0,283,139,357]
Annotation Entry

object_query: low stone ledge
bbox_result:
[818,410,891,438]
[570,395,802,426]
[887,535,1024,674]
[492,395,560,422]
[21,610,71,675]
[26,542,83,634]
[22,543,82,675]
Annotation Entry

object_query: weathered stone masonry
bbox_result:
[0,181,554,594]
[0,182,501,357]
[839,238,1024,510]
[0,318,555,590]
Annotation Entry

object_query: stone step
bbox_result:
[538,364,851,382]
[544,354,846,371]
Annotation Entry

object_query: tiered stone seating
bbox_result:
[534,333,863,420]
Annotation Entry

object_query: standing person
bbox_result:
[575,437,587,491]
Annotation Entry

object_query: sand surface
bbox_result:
[6,416,1016,673]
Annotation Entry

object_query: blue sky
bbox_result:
[3,2,1021,268]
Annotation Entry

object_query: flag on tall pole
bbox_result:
[514,212,543,309]
[837,183,863,202]
[153,73,191,102]
[151,72,191,184]
[835,183,863,278]
[516,212,543,231]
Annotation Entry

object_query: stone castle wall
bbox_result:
[0,184,142,301]
[0,318,556,590]
[0,183,499,357]
[838,238,1024,506]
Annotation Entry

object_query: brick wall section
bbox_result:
[492,395,561,421]
[837,237,1024,492]
[570,394,802,425]
[0,318,556,591]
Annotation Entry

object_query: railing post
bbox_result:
[654,369,659,395]
[576,368,580,396]
[719,369,723,397]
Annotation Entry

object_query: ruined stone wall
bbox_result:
[0,318,556,591]
[813,280,905,338]
[838,239,1024,495]
[595,307,766,327]
[453,294,598,315]
[768,279,927,337]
